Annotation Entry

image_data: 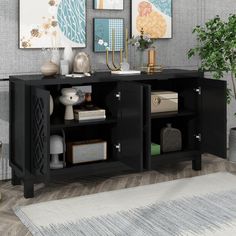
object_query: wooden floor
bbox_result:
[1,154,236,236]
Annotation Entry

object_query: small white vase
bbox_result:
[63,46,74,73]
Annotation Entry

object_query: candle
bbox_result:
[148,48,156,65]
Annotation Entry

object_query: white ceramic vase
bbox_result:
[40,61,59,76]
[63,46,74,73]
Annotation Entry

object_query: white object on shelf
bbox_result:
[63,45,74,73]
[120,59,130,71]
[111,70,141,75]
[65,74,86,78]
[60,60,69,75]
[59,88,79,120]
[74,108,106,121]
[50,135,64,169]
[49,94,54,116]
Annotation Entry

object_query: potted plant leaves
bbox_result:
[188,14,236,162]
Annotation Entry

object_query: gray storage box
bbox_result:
[151,91,178,113]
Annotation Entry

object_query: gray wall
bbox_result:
[1,0,236,78]
[0,0,236,179]
[0,0,203,79]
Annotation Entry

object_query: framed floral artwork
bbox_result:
[19,0,86,48]
[131,0,172,39]
[93,18,124,52]
[93,0,124,10]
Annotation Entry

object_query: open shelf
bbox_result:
[151,149,200,168]
[50,117,117,130]
[50,160,132,179]
[151,110,196,119]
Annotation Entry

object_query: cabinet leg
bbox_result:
[11,170,21,186]
[24,180,34,198]
[192,156,202,171]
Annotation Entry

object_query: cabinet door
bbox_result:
[31,87,50,178]
[200,79,227,158]
[142,84,151,170]
[115,82,144,171]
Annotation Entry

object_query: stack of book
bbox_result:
[74,107,106,121]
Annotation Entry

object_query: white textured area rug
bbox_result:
[14,172,236,236]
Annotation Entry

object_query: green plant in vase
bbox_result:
[129,28,154,69]
[188,14,236,103]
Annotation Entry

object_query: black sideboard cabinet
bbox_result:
[9,70,227,198]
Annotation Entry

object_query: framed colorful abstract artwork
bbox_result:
[94,0,124,10]
[19,0,86,48]
[131,0,172,39]
[93,18,124,52]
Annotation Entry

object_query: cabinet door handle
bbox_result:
[195,134,201,142]
[115,92,121,101]
[115,143,121,152]
[194,87,201,95]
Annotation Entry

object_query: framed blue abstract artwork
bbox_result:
[94,0,124,10]
[131,0,172,39]
[19,0,86,48]
[93,18,124,52]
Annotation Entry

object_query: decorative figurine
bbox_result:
[73,52,91,74]
[106,28,122,71]
[59,88,79,120]
[107,28,141,74]
[50,135,65,169]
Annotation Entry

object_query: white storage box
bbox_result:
[67,139,107,164]
[74,108,106,121]
[151,91,178,113]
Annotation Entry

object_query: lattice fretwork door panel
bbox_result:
[31,88,50,178]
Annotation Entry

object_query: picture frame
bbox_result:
[93,18,124,53]
[93,0,124,10]
[131,0,172,39]
[19,0,87,49]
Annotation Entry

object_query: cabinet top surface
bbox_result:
[10,69,203,86]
